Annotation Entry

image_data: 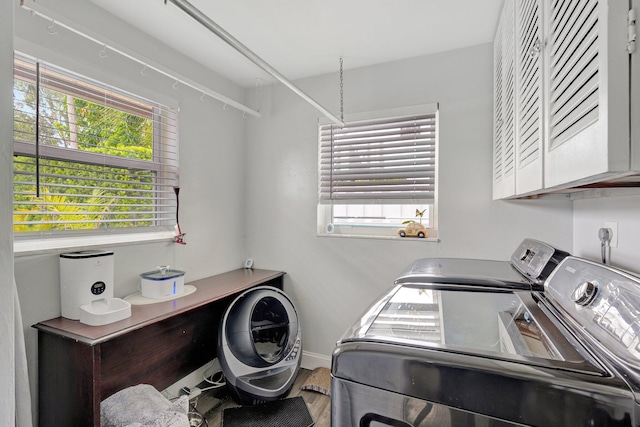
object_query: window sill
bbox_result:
[13,230,176,257]
[317,233,439,242]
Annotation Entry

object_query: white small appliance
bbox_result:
[139,266,186,299]
[60,250,131,325]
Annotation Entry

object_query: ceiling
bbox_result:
[90,0,504,88]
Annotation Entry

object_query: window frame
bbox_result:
[12,53,179,252]
[317,104,439,240]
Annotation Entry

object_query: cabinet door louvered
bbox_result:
[544,0,630,188]
[493,0,516,199]
[515,0,544,195]
[493,15,505,199]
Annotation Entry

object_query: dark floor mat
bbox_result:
[221,396,314,427]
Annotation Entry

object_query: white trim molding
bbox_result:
[301,351,332,370]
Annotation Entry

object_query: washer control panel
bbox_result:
[510,238,570,281]
[545,257,640,363]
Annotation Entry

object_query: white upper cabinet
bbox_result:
[493,0,635,198]
[544,0,630,189]
[493,0,516,199]
[515,0,544,195]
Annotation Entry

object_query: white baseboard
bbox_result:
[301,351,331,370]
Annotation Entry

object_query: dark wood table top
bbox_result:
[34,268,285,345]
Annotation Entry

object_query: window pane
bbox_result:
[13,54,179,235]
[333,204,431,227]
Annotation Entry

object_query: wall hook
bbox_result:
[200,92,205,101]
[47,19,58,35]
[222,103,228,111]
[242,111,247,118]
[140,64,149,76]
[99,45,108,58]
[173,80,179,90]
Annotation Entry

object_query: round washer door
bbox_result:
[225,287,299,368]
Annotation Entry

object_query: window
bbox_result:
[318,104,438,238]
[12,53,179,239]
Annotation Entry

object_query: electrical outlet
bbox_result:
[604,221,618,248]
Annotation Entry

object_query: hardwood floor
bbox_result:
[190,368,331,427]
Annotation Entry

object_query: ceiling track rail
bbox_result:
[19,0,261,118]
[166,0,345,127]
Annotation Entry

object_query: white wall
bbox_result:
[12,0,249,419]
[243,43,574,362]
[1,0,16,425]
[573,193,640,271]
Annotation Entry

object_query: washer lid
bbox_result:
[394,258,532,289]
[340,284,603,375]
[394,239,570,291]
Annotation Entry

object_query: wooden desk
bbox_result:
[34,268,285,427]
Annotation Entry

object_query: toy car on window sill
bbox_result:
[398,221,428,238]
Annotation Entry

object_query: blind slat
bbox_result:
[321,162,435,172]
[324,192,435,201]
[319,138,436,152]
[320,127,436,142]
[14,217,175,226]
[321,116,436,134]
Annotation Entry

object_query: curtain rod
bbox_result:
[19,1,261,118]
[166,0,345,127]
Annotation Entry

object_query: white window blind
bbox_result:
[13,54,179,235]
[319,111,437,203]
